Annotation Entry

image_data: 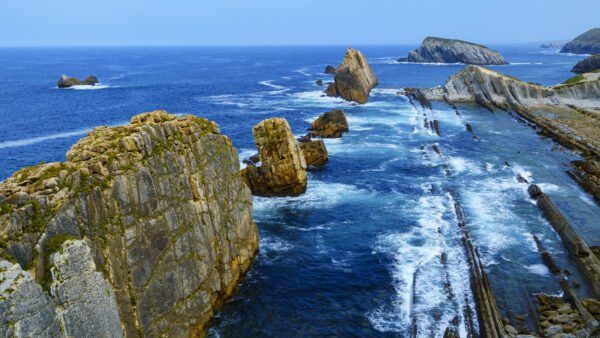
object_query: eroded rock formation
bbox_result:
[299,140,328,166]
[307,109,349,138]
[241,117,307,196]
[399,37,508,65]
[561,28,600,55]
[57,75,99,88]
[325,47,378,104]
[0,110,258,336]
[572,54,600,73]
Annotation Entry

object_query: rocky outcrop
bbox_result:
[57,75,99,88]
[325,47,378,104]
[325,65,335,74]
[299,140,328,166]
[572,54,600,73]
[528,184,600,298]
[308,109,348,138]
[561,28,600,55]
[241,117,307,196]
[0,239,122,337]
[541,42,565,48]
[0,110,258,336]
[315,80,323,86]
[400,37,508,65]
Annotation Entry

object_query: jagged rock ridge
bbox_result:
[0,110,258,336]
[325,47,378,104]
[399,37,508,65]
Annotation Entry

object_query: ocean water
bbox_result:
[0,45,598,336]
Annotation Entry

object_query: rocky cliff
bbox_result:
[561,28,600,55]
[399,37,508,65]
[0,110,258,336]
[241,117,307,196]
[325,47,378,104]
[572,54,600,73]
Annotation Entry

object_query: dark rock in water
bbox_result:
[401,37,508,65]
[561,28,600,55]
[315,79,324,86]
[325,65,336,74]
[82,75,99,86]
[517,173,529,184]
[57,74,99,88]
[571,54,600,73]
[466,124,474,133]
[241,117,307,197]
[242,154,259,166]
[308,109,348,138]
[299,140,328,166]
[541,42,565,48]
[397,57,409,62]
[325,47,378,104]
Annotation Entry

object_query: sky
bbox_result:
[1,0,599,46]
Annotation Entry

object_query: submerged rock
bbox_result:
[308,109,349,138]
[561,28,600,55]
[325,65,336,74]
[400,37,508,65]
[57,74,99,88]
[299,140,328,166]
[325,47,378,104]
[572,54,600,73]
[241,117,307,196]
[0,110,258,336]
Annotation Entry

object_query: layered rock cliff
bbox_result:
[241,117,307,196]
[325,48,378,104]
[561,28,600,55]
[399,37,508,65]
[572,54,600,73]
[0,110,258,336]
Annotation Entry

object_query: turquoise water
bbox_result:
[0,45,598,336]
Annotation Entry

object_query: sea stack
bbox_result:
[57,75,99,88]
[399,37,508,65]
[241,117,308,196]
[299,140,328,166]
[561,28,600,55]
[572,54,600,73]
[325,47,378,104]
[0,110,259,336]
[308,109,349,138]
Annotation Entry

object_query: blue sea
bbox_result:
[0,45,598,336]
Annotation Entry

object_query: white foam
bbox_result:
[258,80,289,94]
[63,84,111,90]
[397,61,465,66]
[294,69,311,76]
[290,90,352,106]
[371,88,401,96]
[526,264,551,276]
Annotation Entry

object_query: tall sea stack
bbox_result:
[325,47,378,104]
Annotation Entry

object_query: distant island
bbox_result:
[540,42,564,48]
[398,37,508,65]
[561,28,600,54]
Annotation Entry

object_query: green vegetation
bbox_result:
[563,74,585,85]
[74,172,113,194]
[0,253,16,264]
[0,203,13,216]
[424,36,488,49]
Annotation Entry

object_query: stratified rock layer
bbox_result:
[326,47,378,104]
[308,109,349,138]
[299,140,328,166]
[0,110,258,336]
[561,28,600,55]
[241,117,307,196]
[401,37,508,65]
[572,54,600,73]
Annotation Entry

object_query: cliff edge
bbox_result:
[561,28,600,55]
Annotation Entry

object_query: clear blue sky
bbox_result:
[1,0,599,46]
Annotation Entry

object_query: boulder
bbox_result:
[316,79,324,86]
[325,47,378,104]
[325,65,336,74]
[561,28,600,55]
[308,109,349,138]
[241,117,307,196]
[400,37,508,65]
[299,140,328,166]
[571,54,600,73]
[57,74,99,88]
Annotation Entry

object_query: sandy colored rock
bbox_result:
[299,140,328,166]
[309,109,349,138]
[325,47,378,104]
[241,117,307,196]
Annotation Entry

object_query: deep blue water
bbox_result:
[0,45,598,337]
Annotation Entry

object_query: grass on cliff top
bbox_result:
[42,234,79,291]
[571,28,600,43]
